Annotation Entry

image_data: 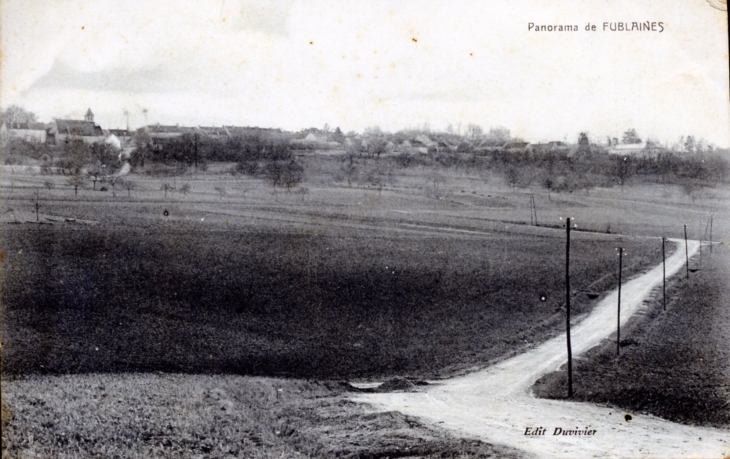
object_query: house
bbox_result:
[225,126,282,137]
[197,126,229,138]
[437,138,459,152]
[108,129,132,147]
[145,124,194,139]
[532,141,570,155]
[504,140,532,153]
[0,121,48,143]
[608,142,645,155]
[607,141,662,158]
[52,108,106,144]
[411,134,437,154]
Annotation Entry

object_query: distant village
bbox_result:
[1,105,726,199]
[1,106,714,159]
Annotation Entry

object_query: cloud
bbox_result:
[26,60,180,94]
[228,0,293,36]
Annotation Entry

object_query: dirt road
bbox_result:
[353,239,730,458]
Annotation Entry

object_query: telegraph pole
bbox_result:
[616,247,623,357]
[698,220,702,269]
[684,225,689,279]
[662,237,666,311]
[565,217,573,398]
[35,190,40,222]
[194,133,199,170]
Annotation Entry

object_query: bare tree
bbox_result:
[542,176,554,200]
[124,180,135,197]
[613,156,634,190]
[265,162,284,189]
[213,186,227,200]
[1,105,38,124]
[179,183,191,196]
[341,152,358,186]
[505,167,519,189]
[67,173,85,196]
[426,173,447,199]
[622,128,642,145]
[465,123,484,140]
[281,160,304,191]
[368,137,388,159]
[161,182,174,197]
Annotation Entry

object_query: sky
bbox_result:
[2,0,729,146]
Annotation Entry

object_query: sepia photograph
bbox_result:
[1,1,729,457]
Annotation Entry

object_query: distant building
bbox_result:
[504,140,532,153]
[532,141,570,155]
[0,121,48,143]
[608,141,662,158]
[144,124,193,139]
[108,129,132,147]
[52,108,106,144]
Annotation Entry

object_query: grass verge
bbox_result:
[532,244,730,427]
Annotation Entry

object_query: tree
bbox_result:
[340,152,358,186]
[466,123,484,140]
[613,156,634,190]
[465,123,484,140]
[161,183,174,197]
[505,167,519,189]
[577,132,590,155]
[426,173,447,199]
[368,137,388,158]
[488,126,511,143]
[622,128,642,144]
[1,105,38,124]
[124,180,135,197]
[542,176,554,200]
[281,160,304,190]
[684,136,696,155]
[67,173,85,196]
[213,186,227,200]
[88,168,103,190]
[179,183,191,196]
[265,161,284,189]
[331,127,345,143]
[322,123,331,142]
[364,126,383,137]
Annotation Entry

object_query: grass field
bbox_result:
[2,221,663,380]
[2,155,729,456]
[2,374,525,458]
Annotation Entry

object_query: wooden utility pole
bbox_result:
[566,217,573,398]
[194,133,199,170]
[684,225,689,279]
[616,247,623,357]
[35,190,40,222]
[662,237,666,311]
[698,220,702,269]
[710,214,713,254]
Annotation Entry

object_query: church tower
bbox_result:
[85,108,94,123]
